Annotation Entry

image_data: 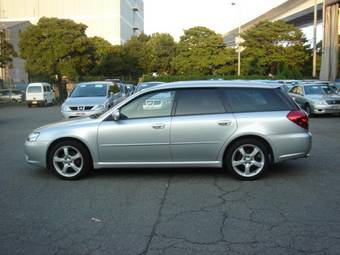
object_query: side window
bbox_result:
[120,91,175,119]
[290,86,298,94]
[175,89,225,116]
[109,84,120,95]
[222,88,294,113]
[297,86,303,95]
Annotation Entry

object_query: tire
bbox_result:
[224,138,270,180]
[305,104,313,117]
[47,140,92,180]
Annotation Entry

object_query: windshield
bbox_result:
[70,83,108,97]
[304,85,337,95]
[27,86,42,93]
[135,82,163,92]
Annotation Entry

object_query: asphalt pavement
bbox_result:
[0,104,340,255]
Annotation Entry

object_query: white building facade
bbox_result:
[0,0,144,45]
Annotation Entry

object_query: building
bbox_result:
[0,21,31,84]
[0,0,144,85]
[0,0,144,45]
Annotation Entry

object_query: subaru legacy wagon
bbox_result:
[25,81,312,180]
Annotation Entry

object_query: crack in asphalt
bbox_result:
[139,175,172,255]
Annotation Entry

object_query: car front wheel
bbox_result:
[225,138,270,180]
[48,140,91,180]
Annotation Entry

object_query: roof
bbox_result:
[0,21,31,29]
[145,80,281,92]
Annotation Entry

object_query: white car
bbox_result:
[26,83,55,107]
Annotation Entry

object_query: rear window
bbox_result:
[27,86,42,93]
[221,88,296,113]
[175,89,225,116]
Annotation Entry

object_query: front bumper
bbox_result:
[312,104,340,114]
[61,109,105,119]
[24,140,49,168]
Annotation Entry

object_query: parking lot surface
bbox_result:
[1,105,340,255]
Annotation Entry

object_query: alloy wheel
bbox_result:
[53,145,83,178]
[231,144,265,178]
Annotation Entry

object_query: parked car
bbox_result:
[61,81,127,119]
[125,84,135,96]
[0,89,25,102]
[25,80,311,180]
[134,81,164,93]
[288,83,340,116]
[26,83,55,107]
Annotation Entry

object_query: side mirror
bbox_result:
[112,109,120,121]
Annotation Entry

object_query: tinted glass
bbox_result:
[304,85,336,95]
[222,88,294,112]
[175,89,225,116]
[120,91,175,119]
[27,86,42,93]
[70,83,108,97]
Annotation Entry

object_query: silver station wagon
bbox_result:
[25,81,312,180]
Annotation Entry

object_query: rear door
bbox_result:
[170,88,237,162]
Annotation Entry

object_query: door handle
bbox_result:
[152,123,165,129]
[217,120,232,126]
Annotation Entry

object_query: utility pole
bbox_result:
[312,0,318,78]
[231,2,241,76]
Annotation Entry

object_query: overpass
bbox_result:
[224,0,323,46]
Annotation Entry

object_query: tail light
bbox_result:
[287,110,309,130]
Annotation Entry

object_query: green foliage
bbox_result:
[241,20,310,77]
[172,26,236,75]
[145,33,176,74]
[0,30,17,69]
[123,33,151,75]
[19,17,95,80]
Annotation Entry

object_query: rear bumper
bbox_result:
[26,100,44,105]
[272,132,312,163]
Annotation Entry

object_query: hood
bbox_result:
[35,116,99,132]
[64,97,107,106]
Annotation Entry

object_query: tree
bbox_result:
[241,20,309,77]
[171,26,234,75]
[19,17,95,81]
[89,36,114,75]
[0,29,17,77]
[123,33,150,76]
[145,33,176,74]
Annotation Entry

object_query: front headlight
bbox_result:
[61,104,70,112]
[313,100,327,105]
[27,132,40,142]
[92,104,105,111]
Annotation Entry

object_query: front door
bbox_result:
[98,90,175,163]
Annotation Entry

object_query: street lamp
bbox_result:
[231,2,241,76]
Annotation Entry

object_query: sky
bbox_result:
[143,0,322,43]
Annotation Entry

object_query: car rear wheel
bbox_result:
[48,140,91,180]
[225,138,270,180]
